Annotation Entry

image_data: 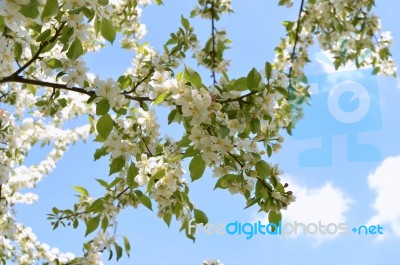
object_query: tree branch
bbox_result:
[123,41,186,95]
[12,22,66,77]
[210,1,217,85]
[0,75,94,96]
[218,91,257,104]
[287,0,305,98]
[0,75,152,103]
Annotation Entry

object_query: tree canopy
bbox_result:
[0,0,395,264]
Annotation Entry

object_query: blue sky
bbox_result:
[16,1,400,264]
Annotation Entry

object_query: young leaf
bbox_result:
[45,58,63,69]
[114,243,123,261]
[126,163,139,188]
[184,65,202,88]
[96,114,113,139]
[123,236,131,257]
[72,186,89,197]
[194,209,208,224]
[247,68,262,91]
[189,154,206,182]
[109,156,125,175]
[181,15,190,30]
[66,38,84,60]
[101,18,116,44]
[250,118,261,134]
[85,215,101,236]
[19,0,40,19]
[268,210,282,232]
[42,0,60,20]
[96,99,110,115]
[255,160,270,178]
[137,193,153,210]
[265,61,272,81]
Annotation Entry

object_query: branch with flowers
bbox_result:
[0,0,396,264]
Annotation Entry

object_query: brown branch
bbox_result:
[210,0,217,85]
[57,210,87,221]
[256,176,272,192]
[287,0,305,98]
[115,187,130,199]
[1,76,152,103]
[0,75,94,96]
[218,91,257,104]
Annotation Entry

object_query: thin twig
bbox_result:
[287,0,305,99]
[12,22,66,77]
[218,91,257,104]
[210,1,217,85]
[115,187,130,199]
[0,76,152,103]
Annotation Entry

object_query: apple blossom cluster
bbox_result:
[0,0,395,264]
[274,0,396,79]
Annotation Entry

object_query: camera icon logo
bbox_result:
[294,69,382,167]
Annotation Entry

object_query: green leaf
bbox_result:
[36,29,52,42]
[42,0,60,20]
[268,210,282,232]
[96,99,110,115]
[267,145,273,157]
[72,186,89,197]
[45,58,63,69]
[19,0,39,19]
[101,216,109,231]
[163,213,172,227]
[109,156,125,175]
[226,77,247,91]
[194,209,208,224]
[184,65,202,88]
[96,114,113,139]
[114,243,123,261]
[151,93,167,106]
[127,163,139,188]
[265,61,272,80]
[250,118,261,134]
[189,154,206,182]
[98,0,109,5]
[0,16,5,33]
[214,174,236,189]
[14,43,22,60]
[101,18,116,44]
[247,68,262,91]
[96,179,109,188]
[85,215,100,236]
[273,86,288,98]
[94,147,108,161]
[123,236,131,257]
[244,197,259,209]
[90,198,105,213]
[255,160,270,178]
[168,109,179,124]
[137,192,152,210]
[66,38,84,60]
[219,125,230,138]
[181,15,190,30]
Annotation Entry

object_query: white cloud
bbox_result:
[253,176,352,243]
[367,156,400,239]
